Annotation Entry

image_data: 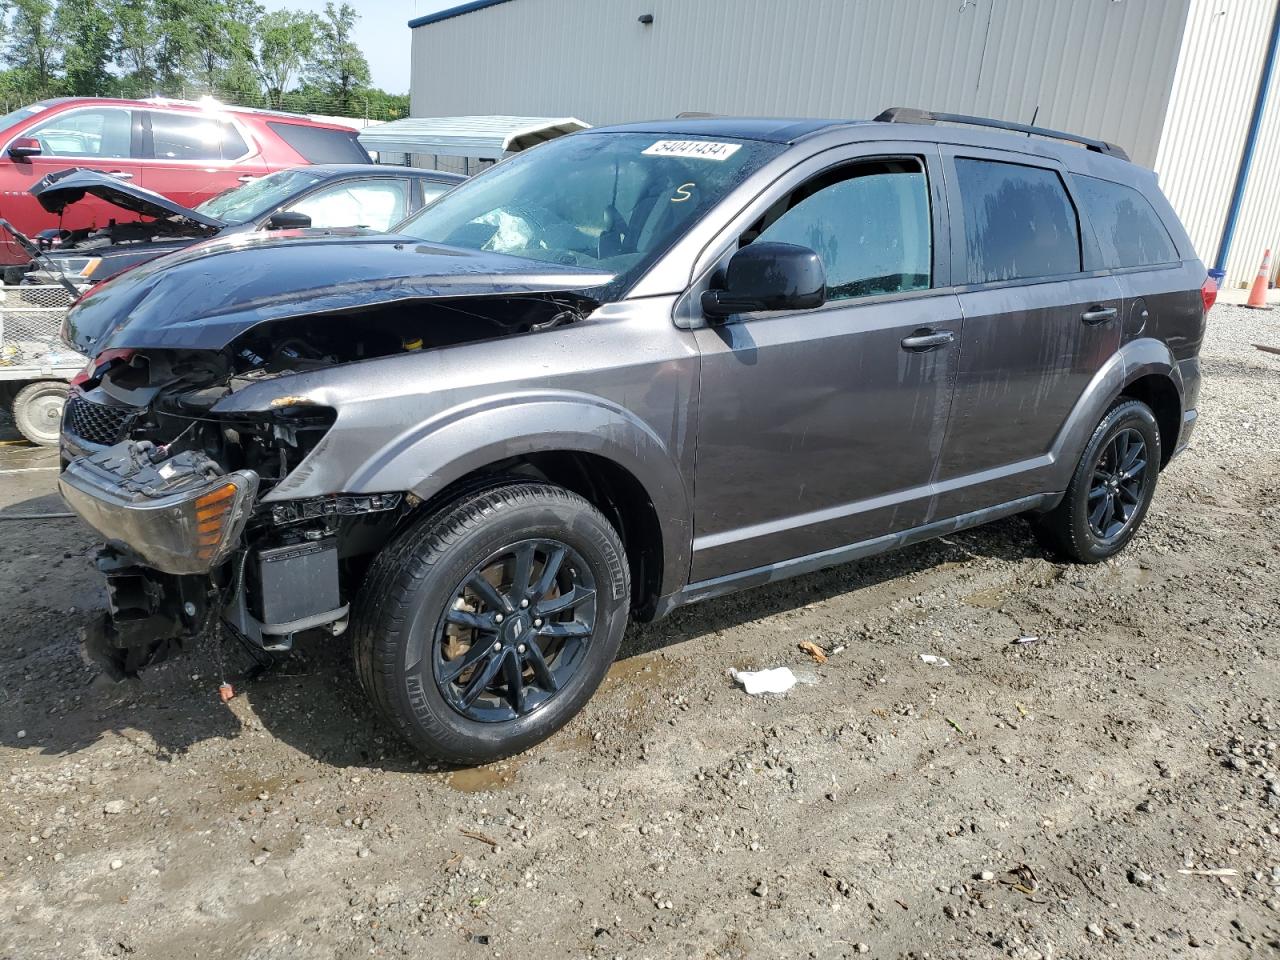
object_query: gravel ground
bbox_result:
[2,304,1280,959]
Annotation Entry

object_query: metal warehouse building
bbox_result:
[410,0,1280,288]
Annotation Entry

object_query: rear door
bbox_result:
[931,148,1123,519]
[0,105,143,246]
[136,109,266,208]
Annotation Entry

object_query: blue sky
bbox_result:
[259,0,457,94]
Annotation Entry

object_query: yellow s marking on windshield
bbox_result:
[672,182,695,203]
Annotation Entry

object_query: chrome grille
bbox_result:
[65,396,139,446]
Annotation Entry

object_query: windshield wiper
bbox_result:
[0,218,82,298]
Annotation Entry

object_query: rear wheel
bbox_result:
[353,481,629,764]
[1035,398,1161,563]
[12,380,68,446]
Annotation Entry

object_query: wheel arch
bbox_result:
[1118,372,1181,468]
[331,393,692,617]
[1050,338,1186,487]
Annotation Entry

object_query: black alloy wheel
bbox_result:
[353,481,630,764]
[1086,427,1150,543]
[1034,398,1162,563]
[433,538,597,723]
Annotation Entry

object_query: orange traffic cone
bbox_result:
[1245,248,1273,309]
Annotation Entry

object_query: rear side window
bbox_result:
[1074,175,1178,268]
[148,112,247,161]
[267,122,370,163]
[751,158,932,301]
[955,158,1081,283]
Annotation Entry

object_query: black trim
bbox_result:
[670,493,1054,611]
[875,107,1129,161]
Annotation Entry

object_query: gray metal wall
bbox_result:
[1158,0,1280,286]
[411,0,1190,167]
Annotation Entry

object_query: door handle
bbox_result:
[1081,305,1118,325]
[237,175,259,183]
[106,171,133,180]
[901,329,955,351]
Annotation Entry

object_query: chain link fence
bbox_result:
[0,284,85,375]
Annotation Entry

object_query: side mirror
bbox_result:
[701,242,826,320]
[267,210,312,230]
[7,137,42,160]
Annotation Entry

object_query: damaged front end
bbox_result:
[58,254,604,676]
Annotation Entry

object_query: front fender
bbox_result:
[1047,336,1183,489]
[272,388,693,603]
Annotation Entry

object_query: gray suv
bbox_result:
[58,109,1208,763]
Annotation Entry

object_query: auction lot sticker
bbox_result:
[643,140,742,161]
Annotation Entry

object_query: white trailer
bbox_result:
[0,283,85,446]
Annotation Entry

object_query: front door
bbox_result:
[931,149,1124,519]
[690,151,962,583]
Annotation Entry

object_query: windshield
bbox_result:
[395,132,783,295]
[195,168,324,224]
[0,101,54,133]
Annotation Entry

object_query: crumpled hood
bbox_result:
[65,230,614,353]
[32,168,226,228]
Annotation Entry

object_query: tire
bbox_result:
[352,481,630,764]
[12,380,68,447]
[1034,398,1161,563]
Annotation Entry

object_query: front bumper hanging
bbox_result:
[59,440,257,575]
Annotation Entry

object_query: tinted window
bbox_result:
[1074,175,1178,268]
[286,178,410,231]
[267,121,370,163]
[752,159,931,300]
[148,112,247,161]
[955,158,1081,283]
[25,107,132,158]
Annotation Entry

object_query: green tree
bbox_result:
[113,0,157,96]
[2,0,60,98]
[309,1,368,109]
[253,8,318,107]
[185,0,261,93]
[55,0,114,96]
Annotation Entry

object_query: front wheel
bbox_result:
[12,380,68,447]
[1035,398,1161,563]
[353,481,630,764]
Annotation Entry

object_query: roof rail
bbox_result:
[873,107,1129,161]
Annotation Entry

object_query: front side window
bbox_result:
[148,112,247,161]
[955,158,1081,283]
[24,107,132,158]
[286,178,410,231]
[1073,175,1178,268]
[397,132,784,297]
[750,158,932,301]
[195,168,323,224]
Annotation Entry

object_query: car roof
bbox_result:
[302,164,466,182]
[586,117,857,144]
[585,115,1142,178]
[27,97,359,132]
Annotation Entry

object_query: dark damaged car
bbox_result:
[58,113,1208,763]
[16,165,464,285]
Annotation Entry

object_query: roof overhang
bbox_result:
[408,0,515,28]
[357,115,589,159]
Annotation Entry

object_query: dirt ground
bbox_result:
[2,304,1279,960]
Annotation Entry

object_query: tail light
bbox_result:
[1201,276,1218,313]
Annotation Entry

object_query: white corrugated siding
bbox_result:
[1155,0,1278,284]
[411,0,1188,167]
